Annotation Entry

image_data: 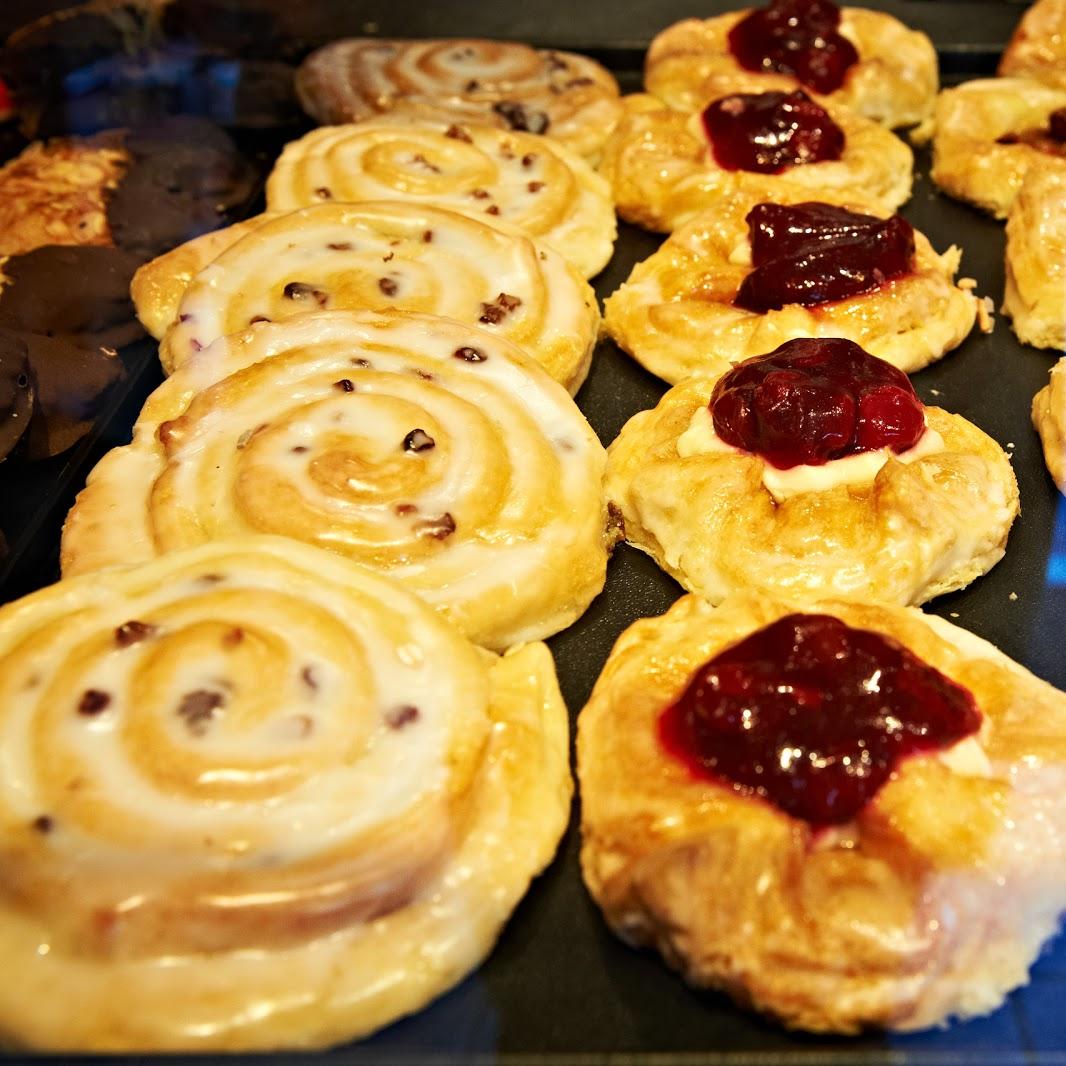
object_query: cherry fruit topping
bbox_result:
[728,0,859,95]
[701,90,845,174]
[659,613,982,826]
[997,106,1066,155]
[735,201,915,312]
[709,337,925,469]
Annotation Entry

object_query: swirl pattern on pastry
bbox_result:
[0,536,571,1050]
[999,0,1066,90]
[600,93,912,232]
[264,123,616,278]
[295,38,624,165]
[645,7,937,129]
[605,373,1018,605]
[133,201,600,392]
[1003,167,1066,351]
[1033,357,1066,496]
[928,78,1066,219]
[579,591,1066,1032]
[605,188,978,383]
[61,311,611,651]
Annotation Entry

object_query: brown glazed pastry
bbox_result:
[295,38,624,164]
[0,330,34,462]
[999,0,1066,90]
[580,591,1066,1032]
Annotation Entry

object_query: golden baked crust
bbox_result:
[132,202,600,393]
[645,8,938,129]
[265,122,616,278]
[295,38,623,164]
[0,140,126,257]
[604,187,978,383]
[605,376,1019,605]
[1003,167,1066,350]
[929,77,1066,219]
[61,310,612,651]
[1033,357,1066,495]
[0,536,571,1050]
[999,0,1066,89]
[599,93,913,233]
[579,591,1066,1032]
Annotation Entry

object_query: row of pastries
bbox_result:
[0,0,1065,1050]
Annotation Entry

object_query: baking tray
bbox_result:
[1,2,1064,1062]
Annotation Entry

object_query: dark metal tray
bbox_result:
[1,2,1064,1062]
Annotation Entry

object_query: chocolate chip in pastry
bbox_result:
[600,91,913,232]
[0,535,571,1050]
[295,38,623,164]
[605,188,979,383]
[645,0,938,129]
[579,591,1066,1032]
[605,337,1018,606]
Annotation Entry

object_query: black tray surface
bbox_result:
[0,3,1064,1063]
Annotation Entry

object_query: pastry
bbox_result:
[579,590,1066,1032]
[295,38,623,165]
[600,91,912,233]
[0,331,34,462]
[0,138,125,257]
[645,0,937,129]
[0,535,571,1050]
[61,310,612,651]
[999,0,1066,90]
[605,190,979,383]
[132,202,600,393]
[928,78,1066,219]
[1003,167,1066,350]
[1033,357,1066,496]
[605,337,1018,606]
[264,122,616,278]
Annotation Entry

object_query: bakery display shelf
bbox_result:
[1,3,1065,1062]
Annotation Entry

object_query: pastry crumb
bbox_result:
[1009,592,1019,601]
[976,296,995,333]
[949,612,960,618]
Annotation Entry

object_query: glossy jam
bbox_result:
[659,613,982,826]
[996,106,1066,156]
[735,201,915,312]
[701,91,844,174]
[709,337,925,469]
[728,0,859,95]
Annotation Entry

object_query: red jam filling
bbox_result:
[659,613,982,826]
[701,90,845,174]
[735,202,916,313]
[996,106,1066,155]
[710,337,925,469]
[728,0,859,95]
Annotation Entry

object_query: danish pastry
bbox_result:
[579,590,1066,1032]
[600,91,912,232]
[132,201,600,393]
[645,0,937,130]
[295,38,623,165]
[605,338,1018,606]
[61,311,612,651]
[1003,167,1066,350]
[999,0,1066,90]
[928,77,1066,219]
[1033,356,1066,496]
[264,122,616,278]
[0,535,571,1050]
[605,190,978,383]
